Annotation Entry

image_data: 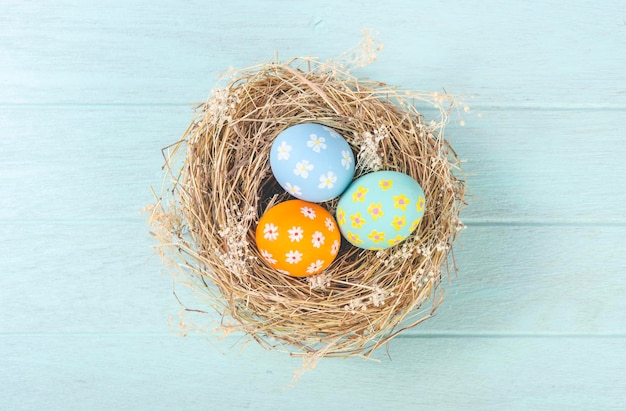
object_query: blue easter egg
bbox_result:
[336,171,426,250]
[270,123,355,202]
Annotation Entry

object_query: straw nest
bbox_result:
[147,48,466,359]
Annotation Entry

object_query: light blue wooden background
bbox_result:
[2,1,626,410]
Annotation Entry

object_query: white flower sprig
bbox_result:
[411,270,438,291]
[205,87,242,126]
[375,235,419,267]
[213,205,256,278]
[307,272,332,290]
[343,284,393,313]
[356,125,388,173]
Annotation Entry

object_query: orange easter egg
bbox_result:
[255,200,341,277]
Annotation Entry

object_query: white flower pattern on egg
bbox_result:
[331,239,340,256]
[306,259,325,274]
[341,150,352,170]
[288,226,304,242]
[324,217,335,232]
[301,206,316,220]
[263,223,279,241]
[276,141,292,160]
[285,250,303,264]
[307,134,327,152]
[318,171,337,189]
[285,182,302,196]
[322,126,341,139]
[311,231,325,248]
[260,249,277,264]
[294,160,314,179]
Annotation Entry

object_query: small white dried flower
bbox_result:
[344,297,368,313]
[307,272,332,290]
[356,125,388,173]
[369,285,387,307]
[328,29,383,73]
[435,242,449,252]
[454,219,466,232]
[213,205,256,278]
[205,87,242,126]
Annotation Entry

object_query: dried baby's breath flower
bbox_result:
[213,205,257,278]
[307,272,332,290]
[435,242,449,252]
[343,285,392,313]
[377,236,421,268]
[410,268,427,290]
[344,297,369,314]
[328,29,383,73]
[356,125,388,173]
[369,285,389,308]
[454,219,466,232]
[203,87,242,126]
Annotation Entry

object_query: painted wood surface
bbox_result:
[1,1,626,410]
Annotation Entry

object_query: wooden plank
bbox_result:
[1,223,624,335]
[1,107,625,222]
[456,108,626,223]
[0,222,176,334]
[0,106,185,221]
[1,334,624,410]
[424,224,626,335]
[1,0,625,106]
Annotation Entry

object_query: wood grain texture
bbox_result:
[1,0,626,409]
[1,0,625,107]
[1,335,625,410]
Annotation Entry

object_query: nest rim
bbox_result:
[148,55,466,359]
